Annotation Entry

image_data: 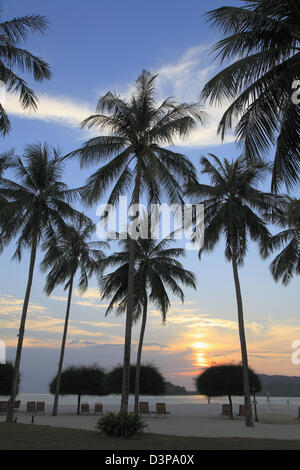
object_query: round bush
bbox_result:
[96,412,146,437]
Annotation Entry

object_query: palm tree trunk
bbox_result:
[134,298,148,415]
[120,157,142,413]
[52,275,74,416]
[231,249,254,427]
[6,233,38,423]
[228,394,233,420]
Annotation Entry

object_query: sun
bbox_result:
[191,341,209,367]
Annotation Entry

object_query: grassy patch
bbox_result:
[259,414,300,425]
[1,423,300,450]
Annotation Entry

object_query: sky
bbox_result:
[0,0,299,393]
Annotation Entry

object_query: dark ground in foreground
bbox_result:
[0,423,300,450]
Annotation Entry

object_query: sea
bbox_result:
[1,393,300,407]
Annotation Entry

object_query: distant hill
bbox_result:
[164,374,300,397]
[257,374,300,397]
[164,381,188,395]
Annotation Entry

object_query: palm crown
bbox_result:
[0,142,82,258]
[201,0,300,192]
[41,218,107,296]
[186,154,274,264]
[100,234,196,322]
[0,11,51,135]
[267,197,300,285]
[69,70,205,206]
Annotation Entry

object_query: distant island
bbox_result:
[167,374,300,397]
[256,374,300,397]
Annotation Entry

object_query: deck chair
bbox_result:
[0,401,9,413]
[139,401,150,415]
[26,401,36,414]
[36,402,45,414]
[221,404,231,416]
[154,403,170,417]
[80,403,90,414]
[94,403,103,414]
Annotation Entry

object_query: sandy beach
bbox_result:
[1,402,300,441]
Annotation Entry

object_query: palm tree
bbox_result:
[41,218,107,416]
[69,69,205,412]
[0,11,51,135]
[185,153,274,427]
[266,197,300,284]
[100,231,196,414]
[201,0,300,192]
[0,142,83,422]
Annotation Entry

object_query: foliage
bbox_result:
[185,154,274,264]
[100,231,196,323]
[0,362,20,396]
[41,217,107,295]
[0,11,51,135]
[201,0,300,191]
[105,364,166,396]
[266,197,300,285]
[49,365,107,397]
[0,142,83,256]
[196,364,261,398]
[96,411,146,437]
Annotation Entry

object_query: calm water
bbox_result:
[1,393,300,407]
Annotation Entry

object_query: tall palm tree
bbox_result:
[0,142,82,422]
[266,197,300,284]
[201,0,300,192]
[185,154,273,427]
[69,70,205,412]
[0,10,51,135]
[100,232,196,414]
[41,218,107,416]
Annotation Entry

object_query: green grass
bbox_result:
[1,423,300,450]
[259,414,300,425]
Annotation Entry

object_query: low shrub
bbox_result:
[96,411,147,438]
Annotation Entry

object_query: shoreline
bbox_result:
[1,402,300,441]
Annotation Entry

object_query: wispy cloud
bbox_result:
[5,43,233,148]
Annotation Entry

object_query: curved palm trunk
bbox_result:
[134,298,148,415]
[6,233,38,423]
[231,250,254,427]
[120,157,142,413]
[52,275,74,416]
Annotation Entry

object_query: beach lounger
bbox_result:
[80,403,90,414]
[36,402,45,414]
[139,401,150,415]
[153,403,170,417]
[13,400,21,410]
[26,401,36,414]
[94,403,103,414]
[0,401,9,413]
[221,404,231,416]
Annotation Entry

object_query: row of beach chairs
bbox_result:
[80,402,103,414]
[139,402,170,417]
[79,402,170,417]
[0,400,45,414]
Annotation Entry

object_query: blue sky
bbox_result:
[1,0,300,392]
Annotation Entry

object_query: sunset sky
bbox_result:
[0,0,299,392]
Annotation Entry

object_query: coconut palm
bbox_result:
[266,197,300,285]
[100,231,196,414]
[41,218,108,416]
[0,10,51,135]
[69,69,205,411]
[185,154,274,427]
[201,0,300,192]
[0,142,83,422]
